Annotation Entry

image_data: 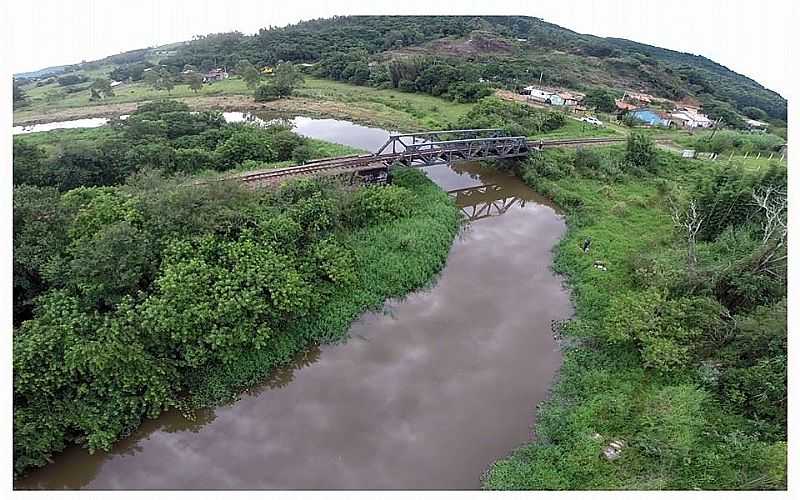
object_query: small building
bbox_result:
[523,86,555,103]
[547,93,565,106]
[523,86,583,107]
[557,91,584,107]
[670,107,714,129]
[745,118,769,132]
[261,66,274,75]
[110,80,123,87]
[203,68,229,82]
[629,108,672,127]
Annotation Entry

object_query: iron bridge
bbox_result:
[375,129,530,166]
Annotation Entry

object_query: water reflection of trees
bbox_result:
[246,344,322,396]
[16,345,325,490]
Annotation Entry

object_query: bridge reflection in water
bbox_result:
[423,161,558,223]
[448,184,526,222]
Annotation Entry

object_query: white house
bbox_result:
[670,106,714,129]
[523,86,555,103]
[745,118,769,131]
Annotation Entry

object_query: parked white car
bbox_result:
[581,116,604,126]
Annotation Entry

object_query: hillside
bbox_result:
[154,16,786,121]
[13,16,786,124]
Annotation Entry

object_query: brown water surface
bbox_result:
[16,159,571,490]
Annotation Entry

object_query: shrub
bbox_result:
[215,127,277,168]
[573,148,602,172]
[291,144,314,164]
[269,129,305,160]
[624,132,657,171]
[345,185,413,227]
[254,83,280,102]
[174,148,218,173]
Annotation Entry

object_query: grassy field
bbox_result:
[16,78,252,121]
[536,118,622,139]
[297,78,474,130]
[15,76,474,131]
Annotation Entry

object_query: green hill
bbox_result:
[16,16,786,123]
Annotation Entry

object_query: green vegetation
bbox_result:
[456,96,566,136]
[254,62,305,101]
[483,137,786,489]
[13,163,460,476]
[15,16,785,131]
[583,88,618,113]
[297,77,475,130]
[12,100,358,192]
[316,52,492,103]
[147,16,784,120]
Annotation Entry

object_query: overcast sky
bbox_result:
[7,0,794,97]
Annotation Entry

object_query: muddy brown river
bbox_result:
[15,121,572,490]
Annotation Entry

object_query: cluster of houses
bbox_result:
[520,84,768,132]
[614,92,716,130]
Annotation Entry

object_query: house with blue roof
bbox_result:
[629,108,672,127]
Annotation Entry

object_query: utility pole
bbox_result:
[539,71,543,85]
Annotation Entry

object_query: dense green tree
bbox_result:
[457,96,565,136]
[184,70,204,93]
[144,67,176,94]
[254,83,280,101]
[90,78,114,99]
[215,127,277,168]
[236,59,262,88]
[742,106,767,121]
[56,73,88,86]
[12,140,46,186]
[273,62,304,97]
[12,185,69,323]
[584,88,617,112]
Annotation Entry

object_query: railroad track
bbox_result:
[231,136,655,185]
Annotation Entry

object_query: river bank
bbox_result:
[483,145,787,489]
